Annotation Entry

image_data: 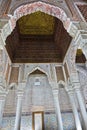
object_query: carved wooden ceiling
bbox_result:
[6,11,72,63]
[18,11,55,35]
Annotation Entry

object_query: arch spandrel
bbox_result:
[25,66,51,83]
[8,0,72,17]
[8,1,71,32]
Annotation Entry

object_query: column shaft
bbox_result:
[0,99,5,128]
[75,88,87,130]
[68,91,82,130]
[0,92,7,128]
[53,89,63,130]
[14,93,23,130]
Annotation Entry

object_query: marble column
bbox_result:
[67,89,82,130]
[53,89,63,130]
[14,90,23,130]
[69,72,87,129]
[74,85,87,130]
[0,92,7,128]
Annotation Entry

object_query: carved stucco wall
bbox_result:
[3,73,73,115]
[78,69,87,103]
[4,64,87,114]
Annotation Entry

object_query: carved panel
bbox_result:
[5,63,10,82]
[64,63,69,80]
[9,67,19,84]
[55,66,64,81]
[9,1,70,31]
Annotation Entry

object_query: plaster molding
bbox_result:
[24,64,52,84]
[58,80,66,88]
[1,22,11,44]
[28,66,49,78]
[12,1,69,28]
[64,29,87,75]
[49,81,58,89]
[9,82,17,89]
[67,22,78,38]
[15,82,25,97]
[77,65,87,77]
[0,86,8,99]
[52,89,58,96]
[67,21,87,37]
[65,78,74,93]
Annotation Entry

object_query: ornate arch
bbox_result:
[27,66,50,83]
[9,1,71,32]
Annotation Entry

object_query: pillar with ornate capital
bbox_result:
[66,83,82,130]
[69,73,87,130]
[53,89,63,130]
[14,90,23,130]
[74,83,87,130]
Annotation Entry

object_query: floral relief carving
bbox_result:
[9,1,70,31]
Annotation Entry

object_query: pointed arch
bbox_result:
[27,66,50,82]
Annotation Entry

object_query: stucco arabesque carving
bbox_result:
[77,68,87,93]
[64,22,87,75]
[0,83,8,97]
[63,29,87,91]
[0,18,12,48]
[65,77,74,93]
[0,1,81,48]
[78,32,87,60]
[0,1,71,46]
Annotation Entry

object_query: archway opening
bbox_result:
[5,11,72,63]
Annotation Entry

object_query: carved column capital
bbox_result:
[49,81,58,89]
[67,73,81,90]
[65,78,74,93]
[52,89,59,96]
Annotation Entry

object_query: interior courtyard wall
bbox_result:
[0,1,87,130]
